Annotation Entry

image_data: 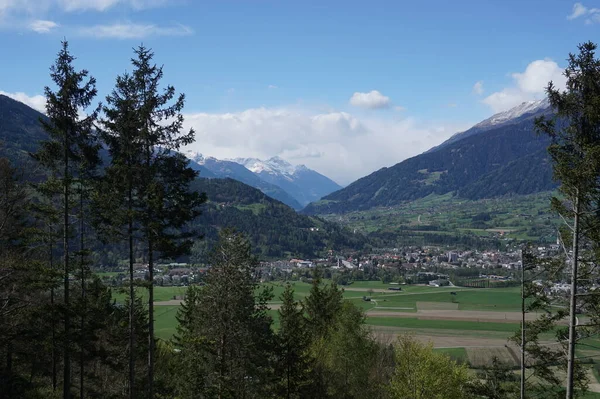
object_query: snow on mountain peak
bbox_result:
[266,156,296,175]
[183,150,205,164]
[475,98,550,129]
[230,156,300,177]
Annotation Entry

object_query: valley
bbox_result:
[318,191,559,246]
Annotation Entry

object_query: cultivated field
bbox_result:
[116,280,600,393]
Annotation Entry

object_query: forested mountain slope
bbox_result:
[303,102,556,215]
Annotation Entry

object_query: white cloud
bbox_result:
[568,2,588,19]
[349,90,391,109]
[0,0,167,13]
[482,59,565,113]
[394,105,405,112]
[472,81,484,95]
[77,22,193,39]
[268,84,278,89]
[182,106,472,185]
[0,91,46,113]
[567,2,600,23]
[29,19,59,33]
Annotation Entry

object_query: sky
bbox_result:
[0,0,596,185]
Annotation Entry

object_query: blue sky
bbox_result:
[0,0,597,184]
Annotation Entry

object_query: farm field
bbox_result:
[118,279,600,392]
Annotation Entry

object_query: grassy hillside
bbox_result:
[319,191,558,246]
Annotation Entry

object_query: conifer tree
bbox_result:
[35,41,99,399]
[536,41,600,399]
[95,71,142,399]
[277,284,311,399]
[97,45,205,397]
[175,230,275,398]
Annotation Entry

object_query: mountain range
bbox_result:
[303,99,556,215]
[183,151,341,209]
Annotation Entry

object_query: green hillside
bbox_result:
[188,178,368,260]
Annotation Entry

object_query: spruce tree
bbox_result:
[97,45,205,397]
[95,71,143,399]
[277,284,311,399]
[175,230,275,398]
[536,41,600,399]
[35,41,99,399]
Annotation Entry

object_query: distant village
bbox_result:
[97,242,567,290]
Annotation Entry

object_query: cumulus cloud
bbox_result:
[349,90,391,109]
[181,106,472,185]
[472,81,484,95]
[77,22,193,39]
[482,59,565,113]
[0,90,46,113]
[29,19,59,33]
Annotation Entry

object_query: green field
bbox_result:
[112,285,188,303]
[127,280,600,392]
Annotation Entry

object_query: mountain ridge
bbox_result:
[303,100,556,215]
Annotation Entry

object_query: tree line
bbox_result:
[1,41,205,398]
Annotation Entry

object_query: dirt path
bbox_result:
[366,309,551,323]
[369,329,513,348]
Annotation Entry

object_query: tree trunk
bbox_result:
[566,194,581,399]
[79,187,85,399]
[128,181,135,399]
[51,242,57,391]
[63,138,71,399]
[147,238,154,399]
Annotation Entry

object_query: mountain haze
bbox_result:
[184,151,303,209]
[233,156,342,207]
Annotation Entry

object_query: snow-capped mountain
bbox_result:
[473,98,550,130]
[182,151,302,209]
[233,156,300,178]
[184,150,205,164]
[427,98,552,154]
[231,156,342,207]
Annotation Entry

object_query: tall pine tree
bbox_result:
[35,41,99,399]
[536,41,600,399]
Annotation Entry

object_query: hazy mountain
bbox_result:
[303,100,556,215]
[232,156,342,207]
[183,151,303,210]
